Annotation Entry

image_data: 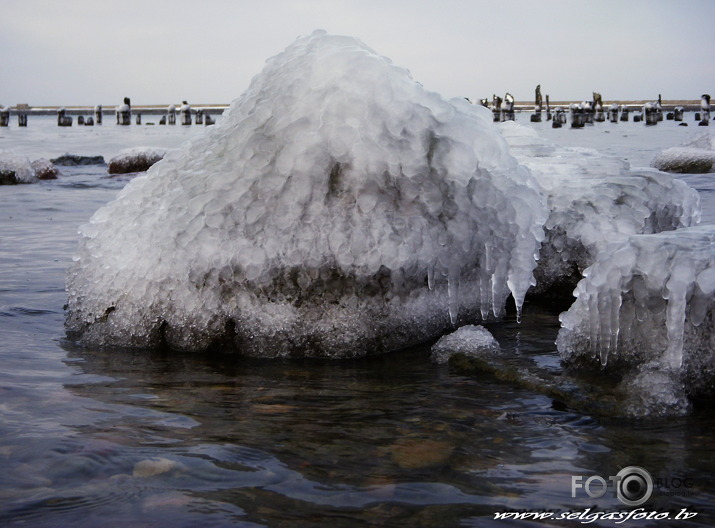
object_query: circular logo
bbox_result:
[616,466,653,506]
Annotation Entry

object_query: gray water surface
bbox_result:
[1,116,714,527]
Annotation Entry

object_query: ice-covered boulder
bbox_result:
[499,122,700,296]
[430,325,500,364]
[108,147,168,174]
[65,31,546,357]
[31,158,59,180]
[651,131,715,174]
[557,225,715,416]
[51,154,106,166]
[0,152,38,184]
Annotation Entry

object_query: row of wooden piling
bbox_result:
[481,88,711,128]
[0,98,218,128]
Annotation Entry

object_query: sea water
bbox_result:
[1,114,714,527]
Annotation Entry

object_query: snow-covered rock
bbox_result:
[430,325,500,364]
[557,225,715,416]
[499,122,700,295]
[108,147,168,174]
[651,131,715,174]
[65,31,547,357]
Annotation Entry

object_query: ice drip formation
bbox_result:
[66,31,715,415]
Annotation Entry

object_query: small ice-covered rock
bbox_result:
[51,153,106,166]
[651,131,715,174]
[430,325,500,364]
[65,31,546,357]
[108,147,168,174]
[557,225,715,415]
[31,158,59,180]
[499,122,700,295]
[0,152,38,184]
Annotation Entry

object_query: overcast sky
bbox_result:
[1,0,713,107]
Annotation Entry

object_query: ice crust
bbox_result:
[65,31,546,357]
[499,122,701,294]
[557,225,715,415]
[430,325,500,364]
[651,131,715,174]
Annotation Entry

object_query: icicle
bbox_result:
[447,261,460,325]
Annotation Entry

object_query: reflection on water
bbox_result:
[1,118,714,527]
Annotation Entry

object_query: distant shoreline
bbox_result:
[1,100,704,115]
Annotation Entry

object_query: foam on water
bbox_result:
[65,31,546,357]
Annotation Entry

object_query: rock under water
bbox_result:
[65,31,547,357]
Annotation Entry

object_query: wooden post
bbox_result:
[180,101,192,125]
[608,104,619,123]
[116,97,131,125]
[0,107,8,127]
[501,93,515,121]
[167,104,176,125]
[643,102,658,125]
[700,94,711,126]
[57,108,73,126]
[570,104,585,128]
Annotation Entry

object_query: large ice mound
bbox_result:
[651,131,715,174]
[499,122,700,296]
[65,31,546,357]
[557,225,715,416]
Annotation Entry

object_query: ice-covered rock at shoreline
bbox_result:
[108,147,168,174]
[65,31,546,357]
[557,225,715,416]
[499,122,700,295]
[651,131,715,174]
[0,152,39,184]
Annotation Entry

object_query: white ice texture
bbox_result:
[499,122,700,294]
[0,151,39,183]
[651,131,715,174]
[430,325,500,364]
[557,225,715,415]
[65,31,546,357]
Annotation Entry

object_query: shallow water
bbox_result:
[1,115,714,527]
